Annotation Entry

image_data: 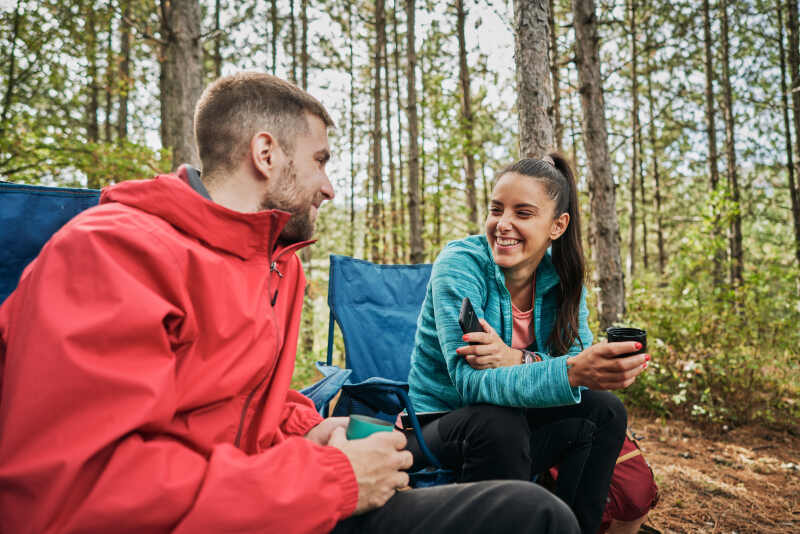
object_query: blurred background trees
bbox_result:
[1,0,797,430]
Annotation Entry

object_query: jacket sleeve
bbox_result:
[0,219,357,534]
[430,248,581,408]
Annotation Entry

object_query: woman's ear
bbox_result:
[550,212,570,240]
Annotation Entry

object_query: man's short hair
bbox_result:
[194,72,334,175]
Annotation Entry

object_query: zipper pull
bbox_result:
[270,262,284,278]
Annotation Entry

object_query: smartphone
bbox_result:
[400,411,449,429]
[459,297,483,340]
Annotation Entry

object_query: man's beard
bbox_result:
[259,160,315,244]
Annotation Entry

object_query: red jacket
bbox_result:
[0,174,358,533]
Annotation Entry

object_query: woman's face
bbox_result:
[485,172,568,276]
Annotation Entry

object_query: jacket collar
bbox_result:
[100,172,312,260]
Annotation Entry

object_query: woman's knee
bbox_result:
[584,391,627,436]
[462,404,530,448]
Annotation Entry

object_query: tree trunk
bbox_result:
[406,0,424,264]
[289,0,297,83]
[548,0,563,152]
[348,1,356,257]
[786,0,800,265]
[573,0,625,329]
[301,0,308,89]
[371,0,386,262]
[117,0,131,142]
[0,0,22,138]
[703,0,724,285]
[214,0,222,78]
[105,12,114,143]
[383,25,399,263]
[159,0,203,170]
[627,0,638,278]
[720,0,743,289]
[271,0,278,74]
[514,0,554,158]
[646,26,665,274]
[392,0,407,262]
[456,0,479,233]
[86,3,100,144]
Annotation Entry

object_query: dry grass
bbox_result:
[629,411,799,534]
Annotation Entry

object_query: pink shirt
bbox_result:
[511,283,536,350]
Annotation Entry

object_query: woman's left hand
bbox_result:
[456,318,521,369]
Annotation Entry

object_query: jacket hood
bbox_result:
[100,172,294,260]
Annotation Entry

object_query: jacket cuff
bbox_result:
[283,406,324,437]
[322,446,359,518]
[554,355,582,404]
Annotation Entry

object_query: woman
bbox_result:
[406,155,657,534]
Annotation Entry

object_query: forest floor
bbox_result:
[628,410,799,534]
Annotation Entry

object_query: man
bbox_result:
[0,72,579,534]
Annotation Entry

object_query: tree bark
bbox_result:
[289,0,297,83]
[573,0,625,329]
[406,0,424,264]
[301,0,308,89]
[371,0,386,262]
[627,0,638,278]
[456,0,479,233]
[392,0,407,262]
[786,0,800,265]
[703,0,724,285]
[646,26,665,274]
[271,0,278,75]
[159,0,203,170]
[105,12,114,143]
[514,0,554,158]
[86,3,100,144]
[383,24,399,263]
[548,0,563,152]
[117,0,131,142]
[720,0,743,289]
[214,0,222,78]
[348,0,356,257]
[0,0,22,138]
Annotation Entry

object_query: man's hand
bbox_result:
[328,427,413,515]
[566,341,649,390]
[304,417,349,446]
[456,318,521,369]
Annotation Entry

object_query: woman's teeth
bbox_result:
[497,238,520,247]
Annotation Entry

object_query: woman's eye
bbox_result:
[489,208,502,215]
[517,211,533,218]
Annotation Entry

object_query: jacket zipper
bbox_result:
[233,232,314,449]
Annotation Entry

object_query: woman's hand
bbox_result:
[456,318,521,369]
[566,342,649,390]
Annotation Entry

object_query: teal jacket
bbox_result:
[407,235,592,411]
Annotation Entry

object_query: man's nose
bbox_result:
[320,174,334,201]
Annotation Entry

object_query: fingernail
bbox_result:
[644,354,651,361]
[635,342,642,350]
[462,335,468,341]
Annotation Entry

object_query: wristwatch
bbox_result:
[520,349,541,364]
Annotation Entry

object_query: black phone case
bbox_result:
[459,297,482,336]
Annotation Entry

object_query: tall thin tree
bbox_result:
[514,0,554,158]
[786,0,800,265]
[456,0,479,233]
[371,0,386,262]
[779,0,800,265]
[720,0,743,289]
[117,0,131,143]
[406,0,424,263]
[573,0,625,328]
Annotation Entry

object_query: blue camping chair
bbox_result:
[308,254,451,486]
[0,182,100,304]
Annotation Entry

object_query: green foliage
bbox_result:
[616,195,800,431]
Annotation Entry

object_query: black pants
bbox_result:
[405,391,627,534]
[332,479,579,534]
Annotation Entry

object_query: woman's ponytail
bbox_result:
[547,152,586,355]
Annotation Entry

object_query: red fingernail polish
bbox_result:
[642,362,648,369]
[462,335,468,341]
[645,354,651,361]
[635,342,642,350]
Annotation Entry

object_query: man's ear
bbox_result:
[550,212,570,241]
[250,131,283,180]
